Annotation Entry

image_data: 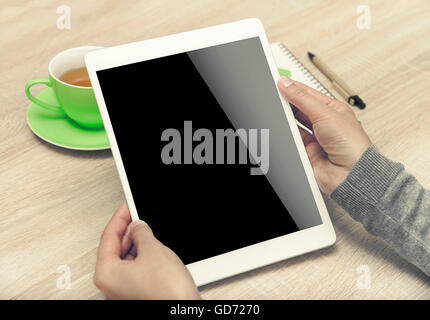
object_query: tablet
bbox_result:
[85,18,336,286]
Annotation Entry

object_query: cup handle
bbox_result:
[25,78,65,114]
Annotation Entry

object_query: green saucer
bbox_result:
[26,88,110,150]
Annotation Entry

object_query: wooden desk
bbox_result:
[1,0,429,299]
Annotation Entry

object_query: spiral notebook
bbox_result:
[271,42,335,98]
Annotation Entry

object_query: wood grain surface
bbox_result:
[1,0,429,299]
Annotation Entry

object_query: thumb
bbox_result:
[130,220,159,253]
[277,76,331,123]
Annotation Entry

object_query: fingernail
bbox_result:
[279,75,293,88]
[130,220,147,228]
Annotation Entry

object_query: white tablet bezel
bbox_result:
[85,18,336,286]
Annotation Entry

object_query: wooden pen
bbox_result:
[308,52,366,109]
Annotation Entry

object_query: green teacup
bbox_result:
[25,46,103,129]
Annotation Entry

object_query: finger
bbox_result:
[305,140,326,168]
[294,107,312,130]
[121,244,137,260]
[98,202,131,264]
[298,127,316,147]
[129,245,137,257]
[291,79,350,112]
[130,220,160,254]
[123,254,135,261]
[297,127,325,169]
[291,80,333,105]
[120,223,133,259]
[291,103,313,131]
[278,76,333,123]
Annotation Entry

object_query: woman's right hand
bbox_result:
[277,76,372,194]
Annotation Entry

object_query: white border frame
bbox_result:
[85,18,336,287]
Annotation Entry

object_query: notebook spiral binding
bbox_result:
[277,43,335,99]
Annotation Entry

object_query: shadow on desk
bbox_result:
[34,135,112,159]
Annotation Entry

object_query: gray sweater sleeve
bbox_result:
[330,144,430,276]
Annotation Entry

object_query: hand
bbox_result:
[94,202,201,300]
[277,76,372,194]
